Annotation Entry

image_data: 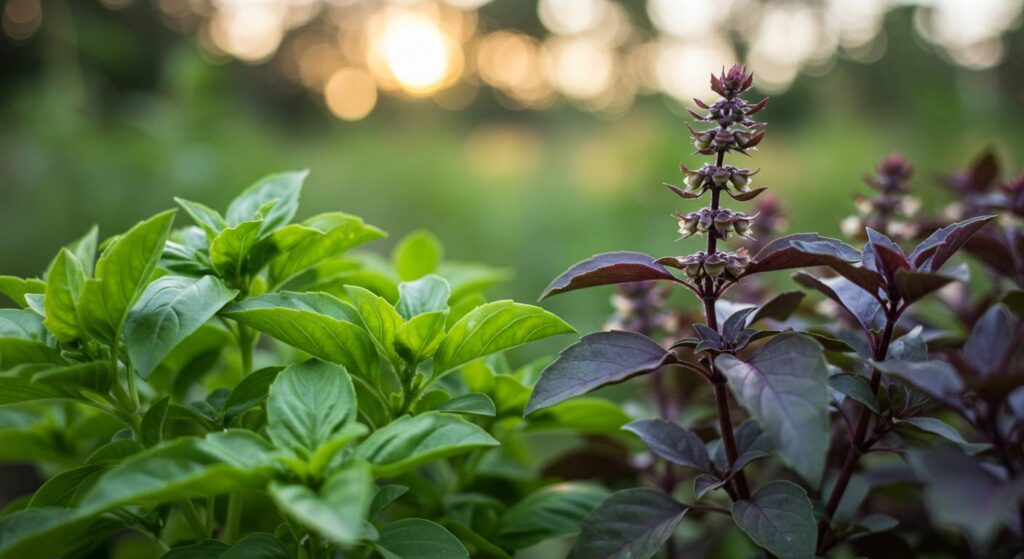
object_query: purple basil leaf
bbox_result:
[910,215,996,272]
[872,359,964,403]
[525,331,671,416]
[964,229,1016,278]
[723,307,758,341]
[907,447,1024,548]
[963,304,1015,379]
[864,228,909,275]
[694,474,727,500]
[793,272,885,334]
[540,252,677,300]
[715,333,830,486]
[829,373,880,414]
[749,291,805,324]
[622,419,711,472]
[892,265,968,305]
[709,419,771,473]
[790,240,885,296]
[745,233,861,276]
[568,488,688,559]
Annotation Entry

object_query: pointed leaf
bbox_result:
[437,393,496,416]
[78,210,176,343]
[623,418,711,472]
[732,481,816,559]
[225,170,305,235]
[872,359,964,402]
[222,292,377,380]
[568,488,688,559]
[355,412,498,477]
[715,334,830,486]
[125,275,238,377]
[268,461,372,544]
[541,252,677,300]
[433,301,574,377]
[793,272,884,333]
[266,213,385,288]
[267,360,357,458]
[911,215,996,272]
[376,519,468,559]
[396,275,450,320]
[495,483,609,551]
[964,304,1014,378]
[78,430,276,516]
[0,276,46,309]
[345,285,404,364]
[525,331,668,416]
[43,249,86,342]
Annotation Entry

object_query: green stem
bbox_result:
[309,532,325,559]
[179,498,208,541]
[224,492,243,543]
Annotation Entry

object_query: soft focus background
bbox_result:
[2,0,1024,340]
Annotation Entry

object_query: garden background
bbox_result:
[1,1,1023,551]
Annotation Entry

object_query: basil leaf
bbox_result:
[125,275,238,377]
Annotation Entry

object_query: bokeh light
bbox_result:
[75,0,1024,119]
[324,67,378,121]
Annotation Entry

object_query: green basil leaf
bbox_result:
[568,488,687,559]
[0,339,64,369]
[175,197,227,238]
[221,533,291,559]
[437,393,496,416]
[393,230,443,281]
[267,213,385,289]
[344,285,403,364]
[395,275,450,320]
[223,366,283,419]
[225,170,306,235]
[43,249,86,342]
[209,220,263,285]
[355,411,498,477]
[369,484,409,519]
[434,301,574,377]
[732,481,816,559]
[376,519,468,559]
[0,309,46,340]
[0,508,120,559]
[267,360,357,458]
[495,482,609,550]
[28,464,106,508]
[125,275,238,377]
[395,310,446,363]
[0,276,46,309]
[65,225,99,277]
[268,460,372,544]
[78,210,177,344]
[78,430,277,516]
[222,292,377,381]
[715,333,830,486]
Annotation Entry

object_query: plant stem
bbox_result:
[224,492,243,544]
[818,314,897,550]
[700,154,752,500]
[309,532,325,559]
[179,498,208,541]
